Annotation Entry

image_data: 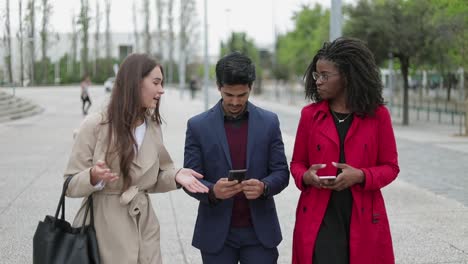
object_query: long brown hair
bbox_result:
[104,53,163,190]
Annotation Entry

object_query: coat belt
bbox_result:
[93,186,149,217]
[119,186,148,217]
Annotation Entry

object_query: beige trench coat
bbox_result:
[64,113,180,264]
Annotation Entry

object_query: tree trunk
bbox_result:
[69,15,78,76]
[143,0,151,54]
[104,0,111,59]
[40,0,49,84]
[167,0,174,84]
[400,55,410,125]
[464,72,468,135]
[94,0,100,77]
[155,0,163,60]
[80,0,90,76]
[446,73,457,102]
[179,0,188,97]
[18,0,24,86]
[28,0,36,85]
[4,0,13,83]
[132,1,139,52]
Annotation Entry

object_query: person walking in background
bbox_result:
[80,74,92,115]
[184,52,290,264]
[290,38,400,264]
[189,76,198,99]
[64,53,209,264]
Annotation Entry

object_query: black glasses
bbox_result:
[312,72,339,82]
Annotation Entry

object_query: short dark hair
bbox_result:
[215,52,256,88]
[303,37,384,116]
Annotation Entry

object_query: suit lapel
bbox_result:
[212,101,233,169]
[246,102,257,170]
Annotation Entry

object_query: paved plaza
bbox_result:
[0,86,467,263]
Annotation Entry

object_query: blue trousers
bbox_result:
[201,227,278,264]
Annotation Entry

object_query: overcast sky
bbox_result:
[1,0,356,56]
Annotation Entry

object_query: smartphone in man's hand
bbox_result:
[228,169,247,182]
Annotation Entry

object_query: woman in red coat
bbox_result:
[290,37,399,264]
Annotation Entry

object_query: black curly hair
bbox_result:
[303,37,384,116]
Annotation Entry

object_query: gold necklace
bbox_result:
[331,110,352,123]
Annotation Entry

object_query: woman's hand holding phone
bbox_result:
[320,162,365,191]
[302,164,326,188]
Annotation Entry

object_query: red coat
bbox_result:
[290,101,399,264]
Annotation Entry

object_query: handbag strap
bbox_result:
[54,175,96,233]
[54,175,74,220]
[80,195,95,234]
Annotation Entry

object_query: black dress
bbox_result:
[313,111,354,264]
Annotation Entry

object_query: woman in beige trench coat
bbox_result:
[63,53,209,264]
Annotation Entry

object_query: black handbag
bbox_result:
[33,176,100,264]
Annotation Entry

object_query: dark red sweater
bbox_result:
[224,113,251,227]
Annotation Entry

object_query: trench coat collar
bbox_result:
[132,118,160,176]
[314,100,360,147]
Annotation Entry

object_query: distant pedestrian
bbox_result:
[290,37,400,264]
[64,53,209,264]
[80,74,92,115]
[184,52,290,263]
[189,76,198,99]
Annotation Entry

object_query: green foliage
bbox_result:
[343,0,468,122]
[425,0,468,69]
[219,32,263,92]
[274,4,329,80]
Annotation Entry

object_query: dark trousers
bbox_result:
[201,227,278,264]
[81,95,92,115]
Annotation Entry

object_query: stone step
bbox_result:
[0,90,43,123]
[0,97,26,110]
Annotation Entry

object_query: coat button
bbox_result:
[303,206,307,213]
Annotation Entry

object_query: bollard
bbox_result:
[427,100,430,121]
[465,99,468,135]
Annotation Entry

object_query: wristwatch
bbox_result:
[262,181,270,197]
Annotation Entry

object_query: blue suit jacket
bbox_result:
[184,100,290,253]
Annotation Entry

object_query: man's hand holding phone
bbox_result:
[213,177,243,200]
[228,169,247,182]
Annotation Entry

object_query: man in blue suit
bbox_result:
[184,52,289,264]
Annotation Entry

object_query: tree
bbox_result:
[166,0,174,83]
[78,0,91,76]
[178,0,199,95]
[274,4,329,80]
[423,0,468,101]
[344,0,438,125]
[155,0,163,60]
[68,13,78,76]
[3,0,13,83]
[220,32,263,93]
[26,0,36,85]
[104,0,111,60]
[132,0,139,52]
[40,0,52,83]
[93,0,101,77]
[17,0,25,86]
[143,0,151,54]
